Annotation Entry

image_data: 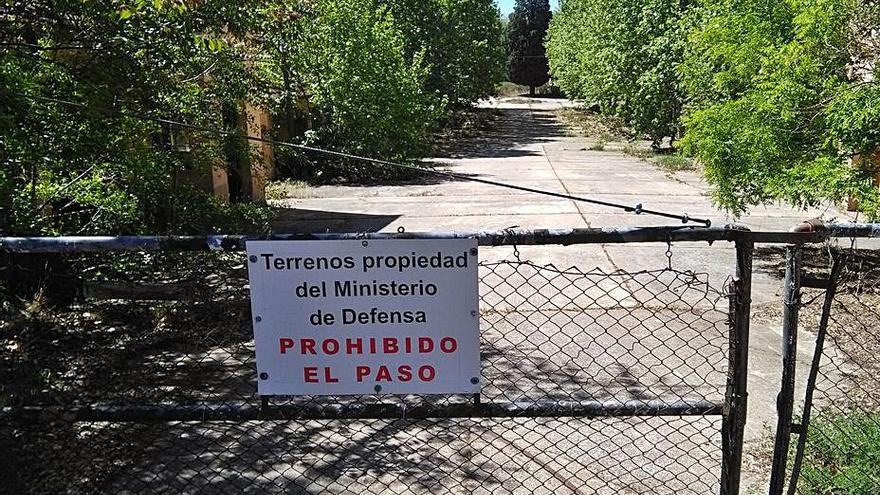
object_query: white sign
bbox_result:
[246,239,480,396]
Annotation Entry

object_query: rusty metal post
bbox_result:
[722,239,753,495]
[768,246,803,494]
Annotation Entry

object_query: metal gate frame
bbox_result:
[2,223,878,494]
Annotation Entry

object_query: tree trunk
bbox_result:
[529,85,535,97]
[281,64,297,180]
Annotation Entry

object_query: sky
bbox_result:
[497,0,559,17]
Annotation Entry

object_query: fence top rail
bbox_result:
[0,223,878,253]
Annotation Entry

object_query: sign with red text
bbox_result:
[246,239,480,396]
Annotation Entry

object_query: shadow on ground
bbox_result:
[271,208,400,233]
[270,104,564,195]
[433,107,566,160]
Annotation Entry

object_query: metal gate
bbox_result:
[0,226,761,494]
[768,226,880,495]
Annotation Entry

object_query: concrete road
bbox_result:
[264,97,857,493]
[273,97,848,234]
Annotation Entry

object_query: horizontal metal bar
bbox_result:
[828,222,880,238]
[1,228,732,252]
[2,399,722,422]
[1,223,876,253]
[0,235,242,253]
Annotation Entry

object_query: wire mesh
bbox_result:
[794,248,880,494]
[1,245,731,494]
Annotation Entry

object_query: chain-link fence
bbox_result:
[0,228,753,494]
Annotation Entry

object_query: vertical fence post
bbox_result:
[722,239,753,495]
[768,246,803,494]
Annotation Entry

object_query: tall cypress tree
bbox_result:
[506,0,551,96]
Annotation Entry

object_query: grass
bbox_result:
[622,143,654,159]
[588,139,607,151]
[798,412,880,494]
[654,154,697,173]
[265,179,314,200]
[555,107,633,140]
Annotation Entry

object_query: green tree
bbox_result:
[546,0,689,145]
[247,0,447,178]
[379,0,505,107]
[507,0,551,95]
[680,0,880,218]
[2,0,491,235]
[437,0,506,106]
[304,0,441,172]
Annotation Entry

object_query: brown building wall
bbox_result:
[239,102,275,202]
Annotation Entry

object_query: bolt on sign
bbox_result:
[246,239,480,395]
